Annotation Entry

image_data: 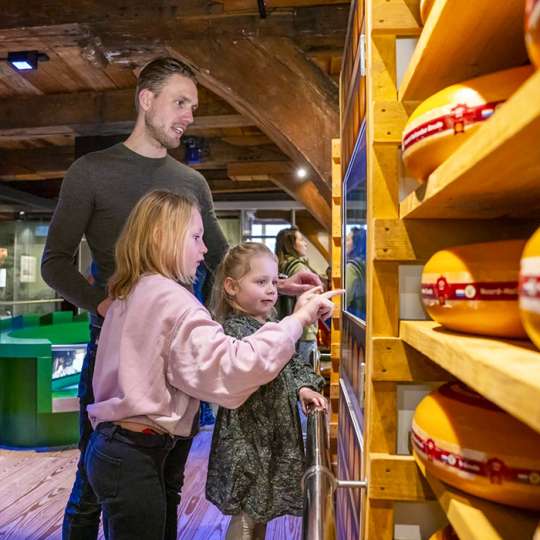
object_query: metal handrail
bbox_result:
[302,350,367,540]
[302,409,337,540]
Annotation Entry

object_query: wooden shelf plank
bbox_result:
[371,337,452,382]
[369,453,433,501]
[372,0,422,36]
[401,70,540,219]
[373,218,538,263]
[400,321,540,434]
[415,455,540,540]
[399,0,529,102]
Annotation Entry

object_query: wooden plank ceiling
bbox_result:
[0,0,349,230]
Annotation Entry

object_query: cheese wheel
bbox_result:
[422,239,527,338]
[420,0,435,24]
[412,383,540,510]
[402,66,533,181]
[526,0,540,68]
[519,228,540,349]
[428,526,459,540]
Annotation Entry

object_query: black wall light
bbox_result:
[7,50,50,71]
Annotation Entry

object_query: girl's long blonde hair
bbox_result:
[108,190,198,299]
[210,242,276,322]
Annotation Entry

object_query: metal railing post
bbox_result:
[302,410,336,540]
[302,409,368,540]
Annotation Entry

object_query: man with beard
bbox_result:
[41,57,228,540]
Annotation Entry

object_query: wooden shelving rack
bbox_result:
[355,0,540,539]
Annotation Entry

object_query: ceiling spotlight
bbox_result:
[296,167,307,179]
[7,51,49,72]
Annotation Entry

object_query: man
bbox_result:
[42,56,320,540]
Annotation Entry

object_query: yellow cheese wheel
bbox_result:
[402,66,533,181]
[519,228,540,349]
[422,239,527,338]
[412,383,540,510]
[428,526,458,540]
[526,0,540,68]
[420,0,435,24]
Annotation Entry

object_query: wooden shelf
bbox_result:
[415,455,540,540]
[399,0,529,102]
[400,321,540,434]
[400,70,540,219]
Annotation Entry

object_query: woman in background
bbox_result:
[275,226,321,365]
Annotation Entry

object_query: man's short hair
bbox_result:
[134,57,197,111]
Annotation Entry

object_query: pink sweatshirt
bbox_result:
[87,274,303,436]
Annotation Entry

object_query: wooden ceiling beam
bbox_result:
[224,0,348,11]
[0,141,288,179]
[0,89,254,138]
[0,146,73,180]
[208,180,283,194]
[0,6,348,42]
[0,23,87,49]
[228,161,293,181]
[0,1,223,28]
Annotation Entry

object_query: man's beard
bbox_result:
[144,113,180,150]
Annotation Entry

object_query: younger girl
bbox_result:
[206,243,328,539]
[84,191,337,540]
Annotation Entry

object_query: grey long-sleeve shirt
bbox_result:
[41,143,228,314]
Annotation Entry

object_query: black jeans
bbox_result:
[85,423,192,540]
[63,324,102,540]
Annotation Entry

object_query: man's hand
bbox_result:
[298,387,328,414]
[97,296,113,318]
[277,270,323,296]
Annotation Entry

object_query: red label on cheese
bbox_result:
[412,427,540,486]
[403,101,504,151]
[422,277,518,305]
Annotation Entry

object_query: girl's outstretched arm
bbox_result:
[167,306,303,408]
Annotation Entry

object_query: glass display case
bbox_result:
[0,220,61,318]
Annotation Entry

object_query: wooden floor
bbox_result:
[0,430,301,540]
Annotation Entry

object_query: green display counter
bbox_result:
[0,311,89,448]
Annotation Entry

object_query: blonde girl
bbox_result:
[84,191,337,540]
[206,242,329,540]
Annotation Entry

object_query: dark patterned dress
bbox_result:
[205,313,324,523]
